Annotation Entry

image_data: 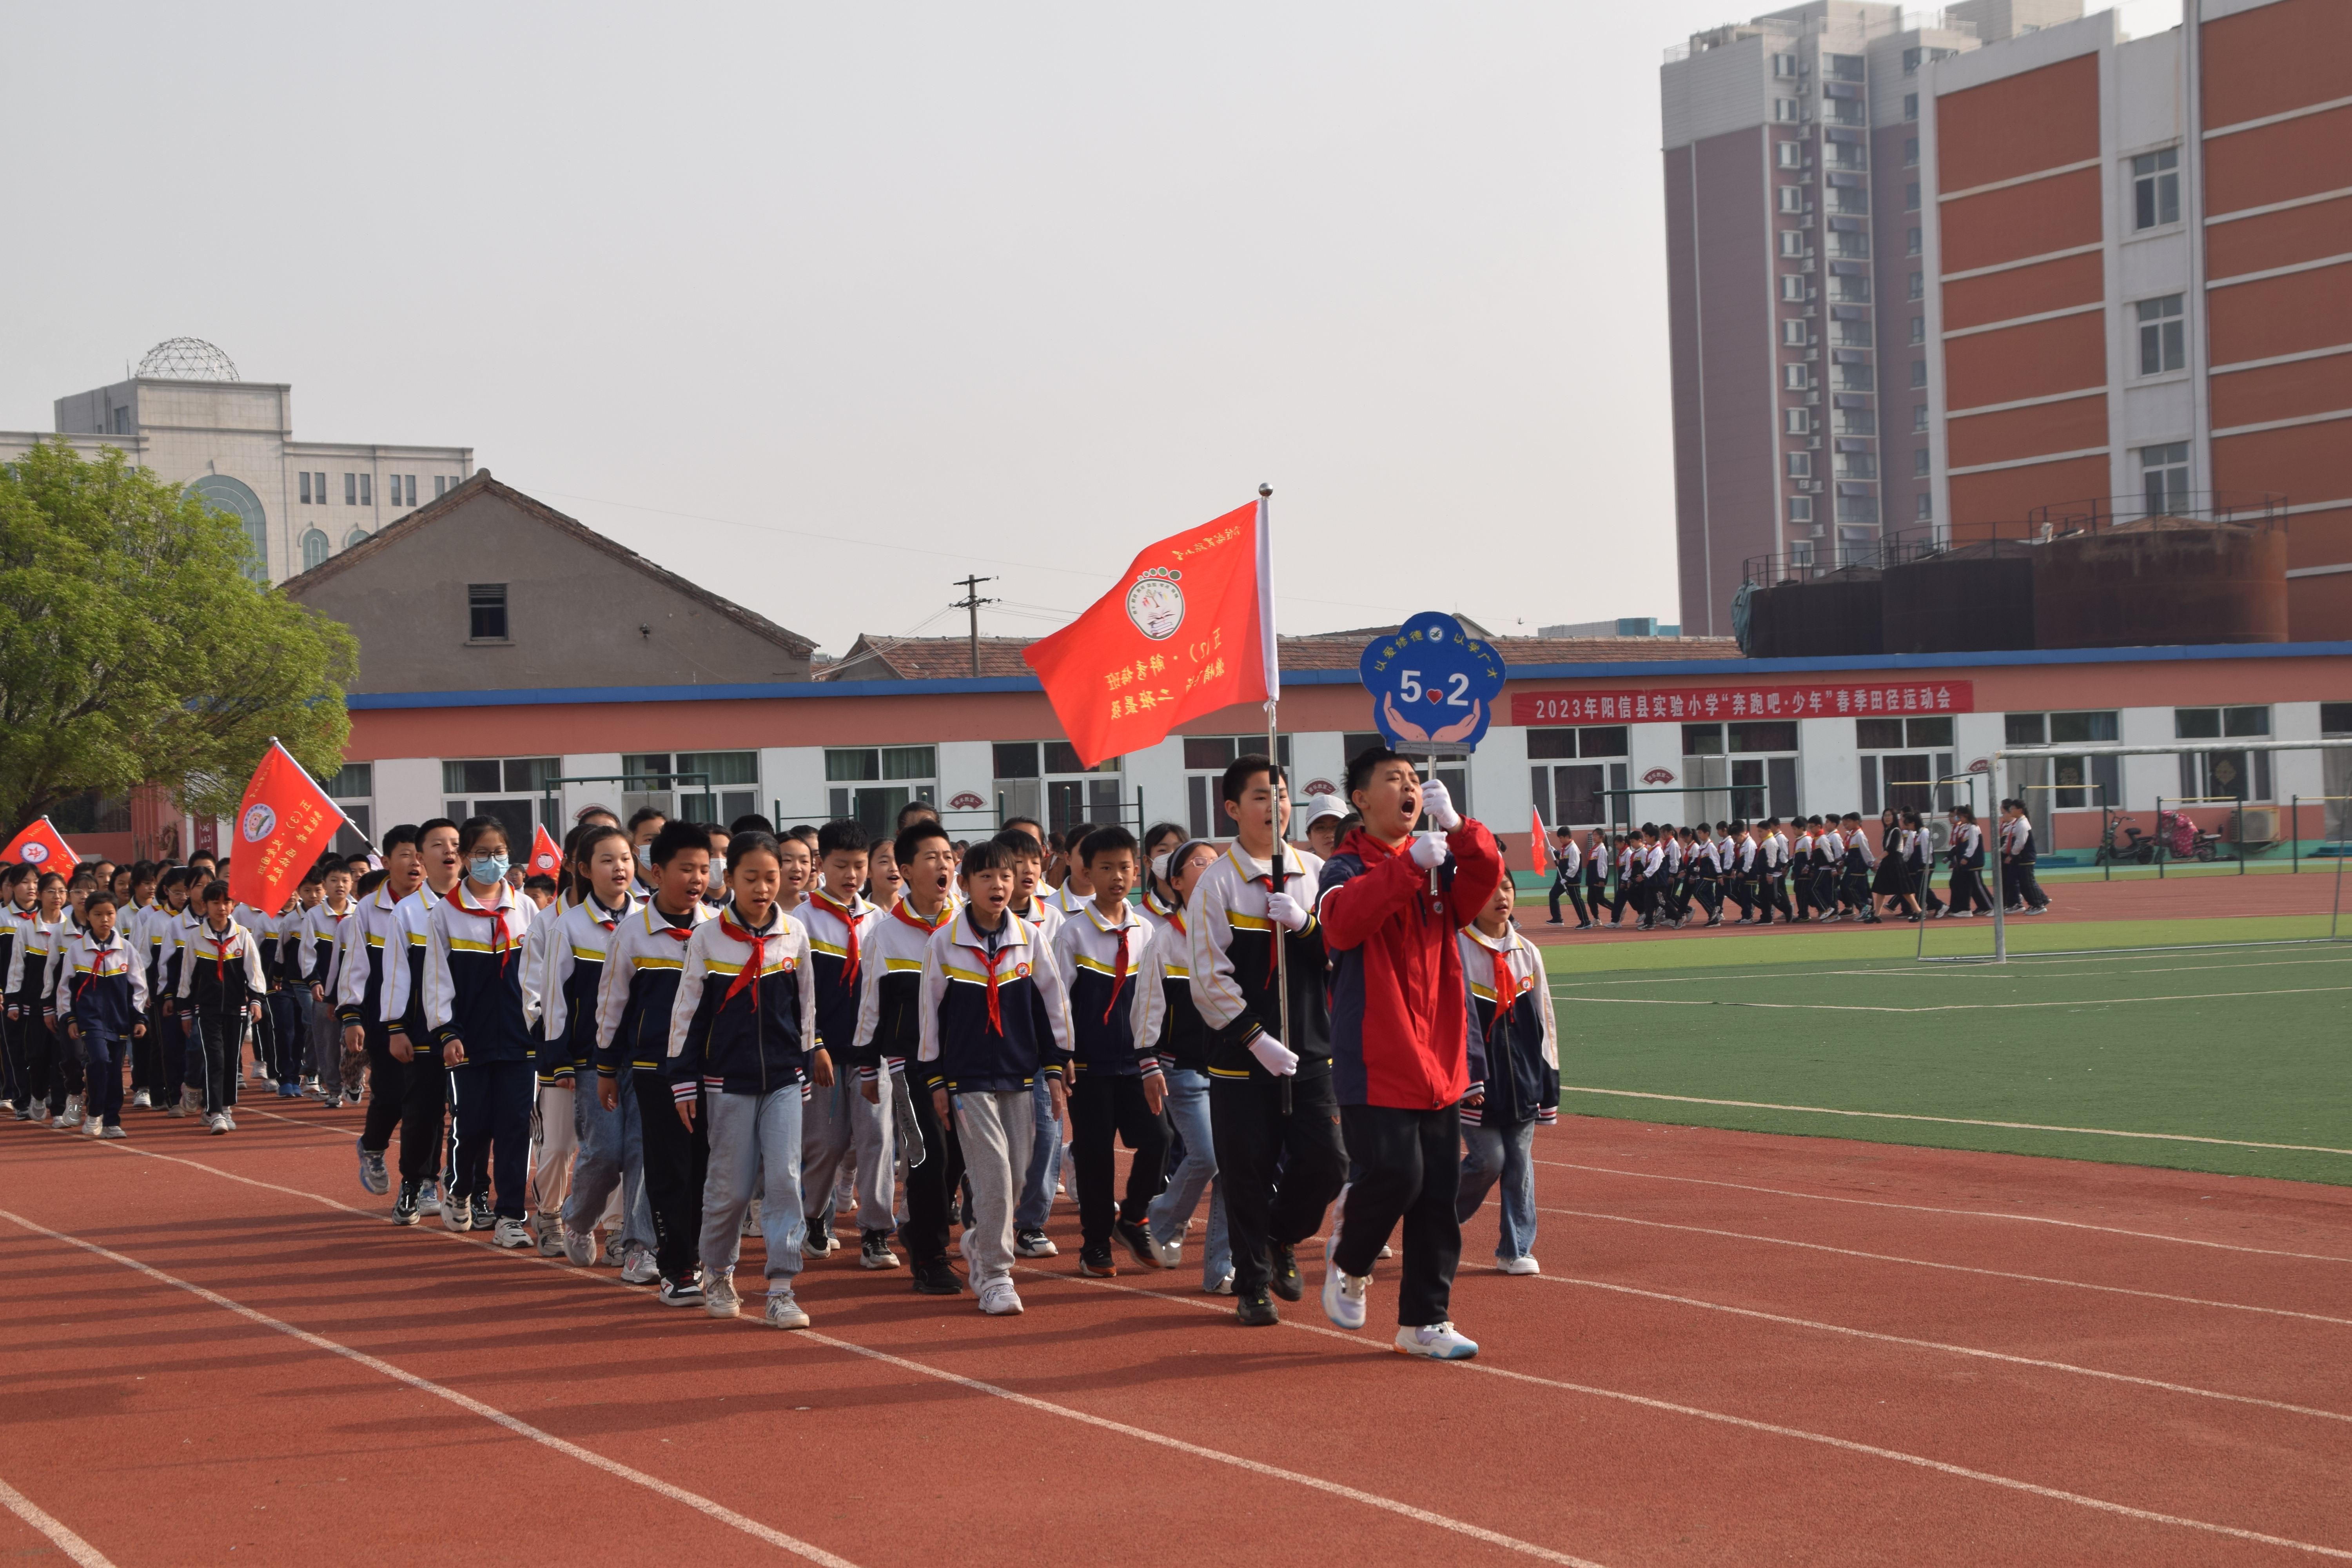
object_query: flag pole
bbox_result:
[1258,484,1292,1117]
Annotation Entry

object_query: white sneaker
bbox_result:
[977,1280,1024,1316]
[1323,1264,1369,1330]
[100,1123,127,1139]
[417,1180,442,1216]
[740,1196,762,1237]
[492,1216,534,1250]
[221,1110,236,1131]
[82,1116,104,1137]
[562,1226,599,1267]
[1395,1322,1479,1360]
[208,1113,229,1136]
[132,1089,151,1109]
[1151,1234,1182,1269]
[1205,1271,1234,1296]
[764,1291,810,1330]
[619,1243,660,1285]
[1378,1243,1393,1259]
[705,1272,741,1319]
[441,1192,474,1233]
[1499,1256,1540,1276]
[57,1096,85,1130]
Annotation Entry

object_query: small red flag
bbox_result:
[1529,806,1548,876]
[1022,499,1272,769]
[227,742,354,914]
[529,824,564,878]
[2,817,80,872]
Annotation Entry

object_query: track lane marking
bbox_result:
[0,1477,115,1568]
[1531,1157,2352,1263]
[1550,984,2352,1013]
[1551,954,2352,987]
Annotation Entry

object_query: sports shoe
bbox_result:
[534,1214,565,1257]
[620,1243,661,1285]
[491,1215,532,1249]
[562,1225,598,1266]
[1499,1256,1540,1276]
[1013,1228,1058,1259]
[1379,1243,1394,1259]
[740,1196,762,1237]
[1323,1264,1369,1329]
[101,1123,127,1139]
[343,1089,364,1108]
[1150,1232,1183,1269]
[1236,1291,1279,1326]
[278,1082,300,1099]
[806,1225,837,1259]
[82,1115,103,1137]
[704,1272,740,1319]
[132,1089,151,1109]
[440,1191,474,1233]
[1269,1242,1303,1301]
[976,1280,1024,1316]
[1115,1218,1162,1270]
[1205,1271,1234,1296]
[764,1290,811,1330]
[858,1229,900,1269]
[600,1236,625,1267]
[221,1109,237,1131]
[207,1112,229,1136]
[166,1093,186,1119]
[418,1180,442,1216]
[910,1259,963,1295]
[57,1095,85,1130]
[29,1102,50,1123]
[356,1138,390,1196]
[470,1200,497,1232]
[658,1273,704,1307]
[393,1182,421,1226]
[1077,1244,1117,1278]
[1396,1321,1479,1359]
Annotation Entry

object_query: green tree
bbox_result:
[0,438,358,832]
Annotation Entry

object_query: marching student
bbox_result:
[54,891,147,1139]
[1047,826,1094,916]
[1139,821,1186,907]
[519,828,581,1253]
[0,865,34,1116]
[776,832,815,915]
[1944,807,1993,917]
[6,873,69,1124]
[1053,824,1168,1277]
[425,818,540,1248]
[119,862,161,1109]
[800,819,897,1268]
[1457,877,1558,1275]
[997,823,1067,1261]
[1136,836,1232,1293]
[1788,818,1816,922]
[550,824,651,1269]
[1890,809,1929,921]
[627,808,667,900]
[2000,800,2050,915]
[304,859,359,1105]
[342,828,423,1203]
[855,817,962,1294]
[175,880,267,1133]
[668,830,824,1327]
[916,835,1074,1317]
[1189,754,1347,1327]
[1840,813,1883,924]
[1583,829,1612,926]
[383,820,465,1223]
[1871,809,1908,918]
[1316,746,1503,1360]
[595,820,717,1302]
[1300,797,1348,862]
[864,833,904,908]
[1546,828,1586,927]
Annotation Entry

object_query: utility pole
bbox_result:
[952,574,998,677]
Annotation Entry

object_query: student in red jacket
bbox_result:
[1315,745,1503,1360]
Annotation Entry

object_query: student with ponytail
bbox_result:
[424,817,539,1248]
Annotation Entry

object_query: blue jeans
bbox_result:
[1144,1067,1230,1287]
[564,1066,655,1251]
[1457,1118,1537,1261]
[1012,1074,1060,1230]
[701,1086,807,1287]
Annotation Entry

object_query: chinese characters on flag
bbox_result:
[1513,680,1975,728]
[226,741,354,914]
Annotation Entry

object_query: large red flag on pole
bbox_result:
[1,817,80,871]
[227,740,357,913]
[1022,498,1272,770]
[1529,806,1549,876]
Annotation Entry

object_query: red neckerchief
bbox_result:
[719,910,774,1004]
[1089,906,1132,1024]
[967,915,1013,1036]
[652,903,697,943]
[891,898,952,938]
[205,922,238,986]
[76,936,120,1001]
[458,883,518,971]
[810,889,863,988]
[1485,933,1515,1042]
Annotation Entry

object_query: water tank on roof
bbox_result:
[1747,567,1884,658]
[2032,519,2285,649]
[1881,541,2035,653]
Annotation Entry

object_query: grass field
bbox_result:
[1545,927,2352,1185]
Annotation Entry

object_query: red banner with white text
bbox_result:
[1513,680,1974,728]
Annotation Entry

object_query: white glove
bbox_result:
[1420,777,1462,831]
[1266,891,1309,932]
[1410,830,1450,869]
[1248,1033,1299,1076]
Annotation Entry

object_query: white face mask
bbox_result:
[708,856,726,882]
[1149,852,1171,880]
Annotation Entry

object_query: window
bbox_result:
[345,472,357,505]
[1828,144,1866,171]
[1856,717,1958,814]
[1913,403,1929,433]
[1787,452,1812,479]
[617,751,758,825]
[313,471,326,503]
[2141,443,2190,515]
[1825,99,1864,126]
[1830,231,1870,260]
[1680,722,1799,819]
[1835,496,1879,525]
[1909,315,1925,344]
[1835,450,1878,480]
[1788,495,1814,523]
[301,528,329,571]
[1907,226,1923,257]
[322,764,374,855]
[1526,728,1628,828]
[403,474,417,507]
[1780,230,1806,257]
[2007,711,2122,811]
[1833,405,1876,437]
[1832,362,1873,392]
[1913,447,1931,477]
[466,582,508,640]
[1182,735,1289,838]
[1904,137,1920,166]
[345,528,370,549]
[1829,186,1869,215]
[2137,294,2186,375]
[1829,316,1871,349]
[1906,359,1926,389]
[325,762,373,799]
[991,740,1124,836]
[1790,539,1817,566]
[51,790,133,835]
[1830,274,1870,303]
[1785,407,1811,434]
[434,476,447,497]
[2175,707,2269,801]
[1904,93,1919,120]
[359,474,372,506]
[443,756,563,844]
[1908,271,1924,300]
[1781,275,1808,302]
[2133,147,2180,230]
[299,471,313,505]
[1915,491,1934,521]
[1777,140,1804,169]
[1772,53,1799,78]
[1782,319,1808,347]
[1774,98,1802,122]
[1784,364,1813,390]
[1779,185,1805,213]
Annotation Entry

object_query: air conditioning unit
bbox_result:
[1796,83,1811,95]
[1801,258,1817,272]
[1807,436,1823,449]
[2238,807,2280,843]
[1804,348,1819,360]
[1802,305,1818,317]
[1799,214,1816,229]
[1805,391,1821,405]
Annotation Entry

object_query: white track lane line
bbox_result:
[1537,1205,2352,1325]
[1530,1157,2352,1263]
[1550,984,2352,1013]
[1546,1088,2352,1157]
[26,1138,1613,1568]
[1553,954,2352,987]
[0,1477,115,1568]
[0,1206,862,1568]
[1041,1269,2352,1562]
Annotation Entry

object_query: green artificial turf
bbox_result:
[1543,931,2352,1184]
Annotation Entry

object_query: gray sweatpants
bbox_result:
[701,1086,808,1288]
[802,1075,895,1235]
[951,1087,1035,1290]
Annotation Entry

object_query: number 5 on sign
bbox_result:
[1356,611,1509,755]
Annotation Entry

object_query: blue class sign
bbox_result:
[1357,612,1508,755]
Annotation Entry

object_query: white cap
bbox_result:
[1301,793,1348,827]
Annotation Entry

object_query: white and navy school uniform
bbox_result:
[1132,891,1228,1281]
[799,888,894,1244]
[2003,817,2049,909]
[424,882,537,1220]
[301,895,356,1091]
[1841,828,1879,919]
[0,901,36,1109]
[1949,821,1991,913]
[1054,896,1167,1256]
[853,895,956,1267]
[176,916,267,1116]
[543,889,644,1244]
[54,926,147,1127]
[336,883,410,1149]
[379,884,452,1188]
[1547,837,1587,926]
[6,913,68,1113]
[1456,921,1559,1263]
[593,898,715,1283]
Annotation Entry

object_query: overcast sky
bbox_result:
[1,0,2171,660]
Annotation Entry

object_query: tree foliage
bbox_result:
[0,439,359,829]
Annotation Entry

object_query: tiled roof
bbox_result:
[815,634,1041,681]
[815,629,1744,681]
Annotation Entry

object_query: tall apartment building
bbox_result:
[1920,0,2352,638]
[0,338,473,585]
[1662,1,2079,637]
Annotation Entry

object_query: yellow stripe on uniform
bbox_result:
[1225,913,1272,931]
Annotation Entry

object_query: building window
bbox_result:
[1903,93,1919,121]
[301,528,329,571]
[345,528,370,549]
[1773,98,1802,122]
[1904,137,1920,166]
[445,757,564,845]
[299,471,313,505]
[1787,452,1812,479]
[2140,443,2190,515]
[1782,319,1808,347]
[1907,226,1923,256]
[468,582,508,641]
[2133,147,2181,230]
[1909,316,1926,345]
[1857,716,1957,815]
[2174,706,2270,801]
[825,747,937,837]
[1907,271,1924,301]
[1907,359,1926,389]
[1526,727,1629,828]
[1830,275,1871,303]
[1830,317,1872,348]
[1181,735,1287,839]
[1835,450,1878,481]
[1790,539,1816,566]
[1913,447,1932,477]
[1680,722,1800,820]
[1834,406,1876,436]
[1785,407,1811,434]
[2137,294,2186,375]
[1825,53,1863,81]
[1772,53,1799,79]
[1784,364,1813,390]
[1830,187,1869,216]
[1780,230,1806,257]
[345,472,357,505]
[1915,491,1934,520]
[2006,712,2121,810]
[1827,144,1865,171]
[1788,495,1814,524]
[1830,231,1870,260]
[405,475,418,506]
[1835,496,1879,525]
[1781,275,1809,302]
[1913,403,1929,433]
[1905,182,1922,212]
[322,762,374,855]
[434,476,447,498]
[1777,140,1804,169]
[1778,185,1805,214]
[1833,362,1874,393]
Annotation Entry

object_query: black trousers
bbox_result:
[1209,1063,1348,1300]
[1950,864,1993,913]
[449,1058,533,1218]
[1068,1072,1169,1250]
[1332,1101,1463,1328]
[15,1005,55,1107]
[1547,875,1588,925]
[898,1066,965,1269]
[634,1071,708,1281]
[1763,871,1792,922]
[193,1013,247,1115]
[359,1022,406,1153]
[397,1045,450,1185]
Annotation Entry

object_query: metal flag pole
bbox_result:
[1258,484,1292,1116]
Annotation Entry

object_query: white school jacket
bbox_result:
[334,883,409,1019]
[852,895,957,1071]
[301,897,358,993]
[174,918,269,1005]
[379,885,447,1027]
[53,929,149,1022]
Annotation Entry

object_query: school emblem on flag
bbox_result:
[1,817,79,871]
[240,803,279,843]
[227,740,358,915]
[1125,569,1185,641]
[528,824,563,877]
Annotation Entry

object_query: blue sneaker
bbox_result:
[356,1137,390,1196]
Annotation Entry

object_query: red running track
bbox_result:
[1,1100,2347,1566]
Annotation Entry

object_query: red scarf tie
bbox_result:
[209,926,236,986]
[465,886,518,971]
[891,900,951,938]
[720,912,769,1004]
[1488,939,1515,1041]
[1101,918,1130,1024]
[975,928,1009,1037]
[813,890,861,988]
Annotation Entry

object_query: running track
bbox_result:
[2,1102,2347,1566]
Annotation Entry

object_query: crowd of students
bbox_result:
[0,748,1559,1363]
[1537,799,2053,931]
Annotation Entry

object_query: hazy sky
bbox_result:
[1,0,2171,659]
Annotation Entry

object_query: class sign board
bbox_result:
[1358,612,1508,755]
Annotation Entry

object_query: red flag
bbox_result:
[2,817,80,872]
[226,741,354,914]
[528,824,564,878]
[1023,499,1271,769]
[1529,806,1548,876]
